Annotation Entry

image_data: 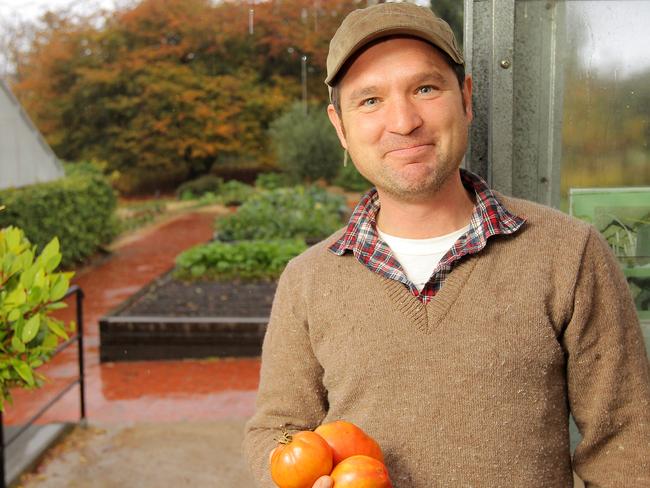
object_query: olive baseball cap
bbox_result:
[325,2,464,87]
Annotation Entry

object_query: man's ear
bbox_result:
[462,75,473,122]
[327,104,348,150]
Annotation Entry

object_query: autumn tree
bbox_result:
[11,0,361,193]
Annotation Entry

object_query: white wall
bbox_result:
[0,80,64,190]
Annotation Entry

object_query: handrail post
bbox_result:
[76,288,86,424]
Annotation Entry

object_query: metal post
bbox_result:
[301,55,308,114]
[76,288,86,423]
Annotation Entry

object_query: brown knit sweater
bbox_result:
[243,195,650,487]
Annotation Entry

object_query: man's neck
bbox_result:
[375,172,475,239]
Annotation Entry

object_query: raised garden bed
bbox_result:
[99,271,277,362]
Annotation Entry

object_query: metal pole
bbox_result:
[76,288,86,423]
[1,410,5,488]
[301,55,308,114]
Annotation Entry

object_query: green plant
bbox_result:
[214,180,256,206]
[255,172,291,191]
[216,186,347,242]
[269,103,342,183]
[0,227,74,410]
[174,239,307,281]
[118,200,168,233]
[176,175,224,201]
[0,173,118,268]
[333,162,373,192]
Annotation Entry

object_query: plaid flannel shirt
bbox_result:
[329,169,526,303]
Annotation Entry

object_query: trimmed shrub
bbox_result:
[176,175,224,200]
[174,239,307,281]
[0,173,118,268]
[216,186,347,242]
[269,103,343,183]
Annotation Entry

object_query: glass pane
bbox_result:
[561,1,650,319]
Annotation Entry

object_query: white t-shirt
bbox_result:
[378,225,470,292]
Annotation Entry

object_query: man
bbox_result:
[244,3,650,487]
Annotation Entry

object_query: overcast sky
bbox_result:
[1,0,649,78]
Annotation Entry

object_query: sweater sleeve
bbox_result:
[242,259,329,487]
[563,227,650,486]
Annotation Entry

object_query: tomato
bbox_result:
[314,420,384,465]
[270,430,333,488]
[330,455,393,487]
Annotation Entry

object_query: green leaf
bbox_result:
[21,315,40,343]
[45,253,62,273]
[5,287,26,307]
[46,302,68,311]
[46,318,68,340]
[11,335,25,353]
[11,360,34,386]
[49,274,70,302]
[20,262,39,289]
[40,237,60,265]
[5,227,21,253]
[42,333,58,350]
[7,308,21,322]
[33,268,46,289]
[27,286,44,306]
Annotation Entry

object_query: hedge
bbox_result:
[0,173,118,268]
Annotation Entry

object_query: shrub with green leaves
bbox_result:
[254,172,291,191]
[213,180,256,206]
[333,162,373,192]
[176,175,224,200]
[269,103,342,183]
[0,172,118,268]
[118,200,168,233]
[216,186,347,242]
[174,239,307,281]
[0,227,74,410]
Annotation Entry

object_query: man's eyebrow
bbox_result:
[409,70,447,86]
[347,86,380,104]
[346,70,450,105]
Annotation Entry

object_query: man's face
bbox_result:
[327,37,473,203]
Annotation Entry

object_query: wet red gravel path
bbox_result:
[4,210,261,425]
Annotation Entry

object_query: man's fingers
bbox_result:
[313,475,334,488]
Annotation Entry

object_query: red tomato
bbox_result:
[330,455,393,487]
[270,431,333,488]
[314,420,384,465]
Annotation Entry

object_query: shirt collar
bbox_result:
[329,168,525,256]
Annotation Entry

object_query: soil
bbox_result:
[115,271,278,318]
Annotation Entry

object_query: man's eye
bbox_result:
[362,97,379,107]
[418,85,437,95]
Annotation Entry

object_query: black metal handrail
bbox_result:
[0,285,85,488]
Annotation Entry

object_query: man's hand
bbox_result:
[312,475,333,488]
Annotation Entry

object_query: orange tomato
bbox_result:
[270,431,333,488]
[330,455,393,487]
[315,420,384,465]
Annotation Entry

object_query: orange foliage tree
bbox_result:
[11,0,362,193]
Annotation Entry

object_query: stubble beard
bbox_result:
[372,147,460,203]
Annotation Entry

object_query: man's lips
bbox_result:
[384,143,434,158]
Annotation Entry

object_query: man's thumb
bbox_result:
[313,475,334,488]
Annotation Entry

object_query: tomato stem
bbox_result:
[276,430,292,445]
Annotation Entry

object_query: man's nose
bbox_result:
[386,96,423,135]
